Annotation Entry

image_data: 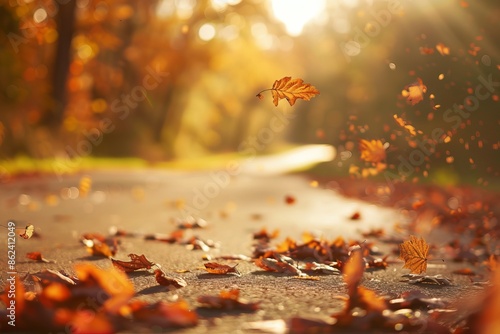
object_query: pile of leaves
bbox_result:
[0,263,197,332]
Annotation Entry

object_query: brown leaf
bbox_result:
[399,236,429,274]
[111,253,155,272]
[19,224,35,239]
[254,257,301,276]
[257,76,320,106]
[204,262,241,276]
[154,269,187,288]
[343,250,365,296]
[197,289,259,312]
[26,252,56,263]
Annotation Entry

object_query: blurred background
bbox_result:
[0,0,499,187]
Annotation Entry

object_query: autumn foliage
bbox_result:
[256,76,320,106]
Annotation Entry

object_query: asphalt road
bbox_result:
[0,170,486,333]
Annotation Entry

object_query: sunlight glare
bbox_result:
[271,0,326,36]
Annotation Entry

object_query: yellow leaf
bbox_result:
[257,76,320,106]
[399,235,429,274]
[359,139,386,163]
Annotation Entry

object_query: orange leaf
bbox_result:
[401,78,427,105]
[257,76,320,106]
[436,42,450,55]
[399,235,429,274]
[111,253,156,272]
[393,114,423,136]
[359,139,387,163]
[154,269,187,288]
[204,262,240,276]
[197,289,259,311]
[343,250,364,296]
[26,252,55,263]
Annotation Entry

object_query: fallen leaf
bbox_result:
[154,269,187,288]
[204,262,241,276]
[253,228,279,241]
[197,289,259,312]
[399,235,429,274]
[129,300,198,328]
[401,273,452,285]
[19,224,35,239]
[26,252,56,263]
[111,253,156,272]
[255,257,302,276]
[256,76,320,106]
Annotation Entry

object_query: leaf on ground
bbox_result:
[176,216,208,229]
[129,300,198,328]
[388,290,448,310]
[255,257,302,276]
[111,253,156,272]
[253,228,279,242]
[74,262,135,297]
[401,274,452,285]
[256,76,320,106]
[154,269,187,288]
[26,252,56,263]
[204,262,241,276]
[299,262,341,275]
[19,224,35,239]
[399,235,429,274]
[144,230,184,243]
[197,289,259,312]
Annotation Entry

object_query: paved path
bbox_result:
[0,170,483,333]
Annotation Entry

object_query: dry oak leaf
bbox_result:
[359,139,387,163]
[399,235,429,274]
[154,269,187,288]
[256,76,320,106]
[204,262,241,276]
[111,253,156,272]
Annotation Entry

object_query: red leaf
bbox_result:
[154,269,187,288]
[204,262,240,276]
[111,254,155,272]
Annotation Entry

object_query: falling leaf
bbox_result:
[343,250,365,297]
[197,289,259,312]
[204,262,241,276]
[401,78,427,105]
[399,236,429,274]
[154,269,187,288]
[359,139,387,163]
[78,175,92,197]
[284,195,296,205]
[349,212,361,220]
[256,76,320,106]
[393,114,423,136]
[419,46,435,55]
[19,224,35,239]
[436,43,450,55]
[111,253,156,272]
[26,252,56,263]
